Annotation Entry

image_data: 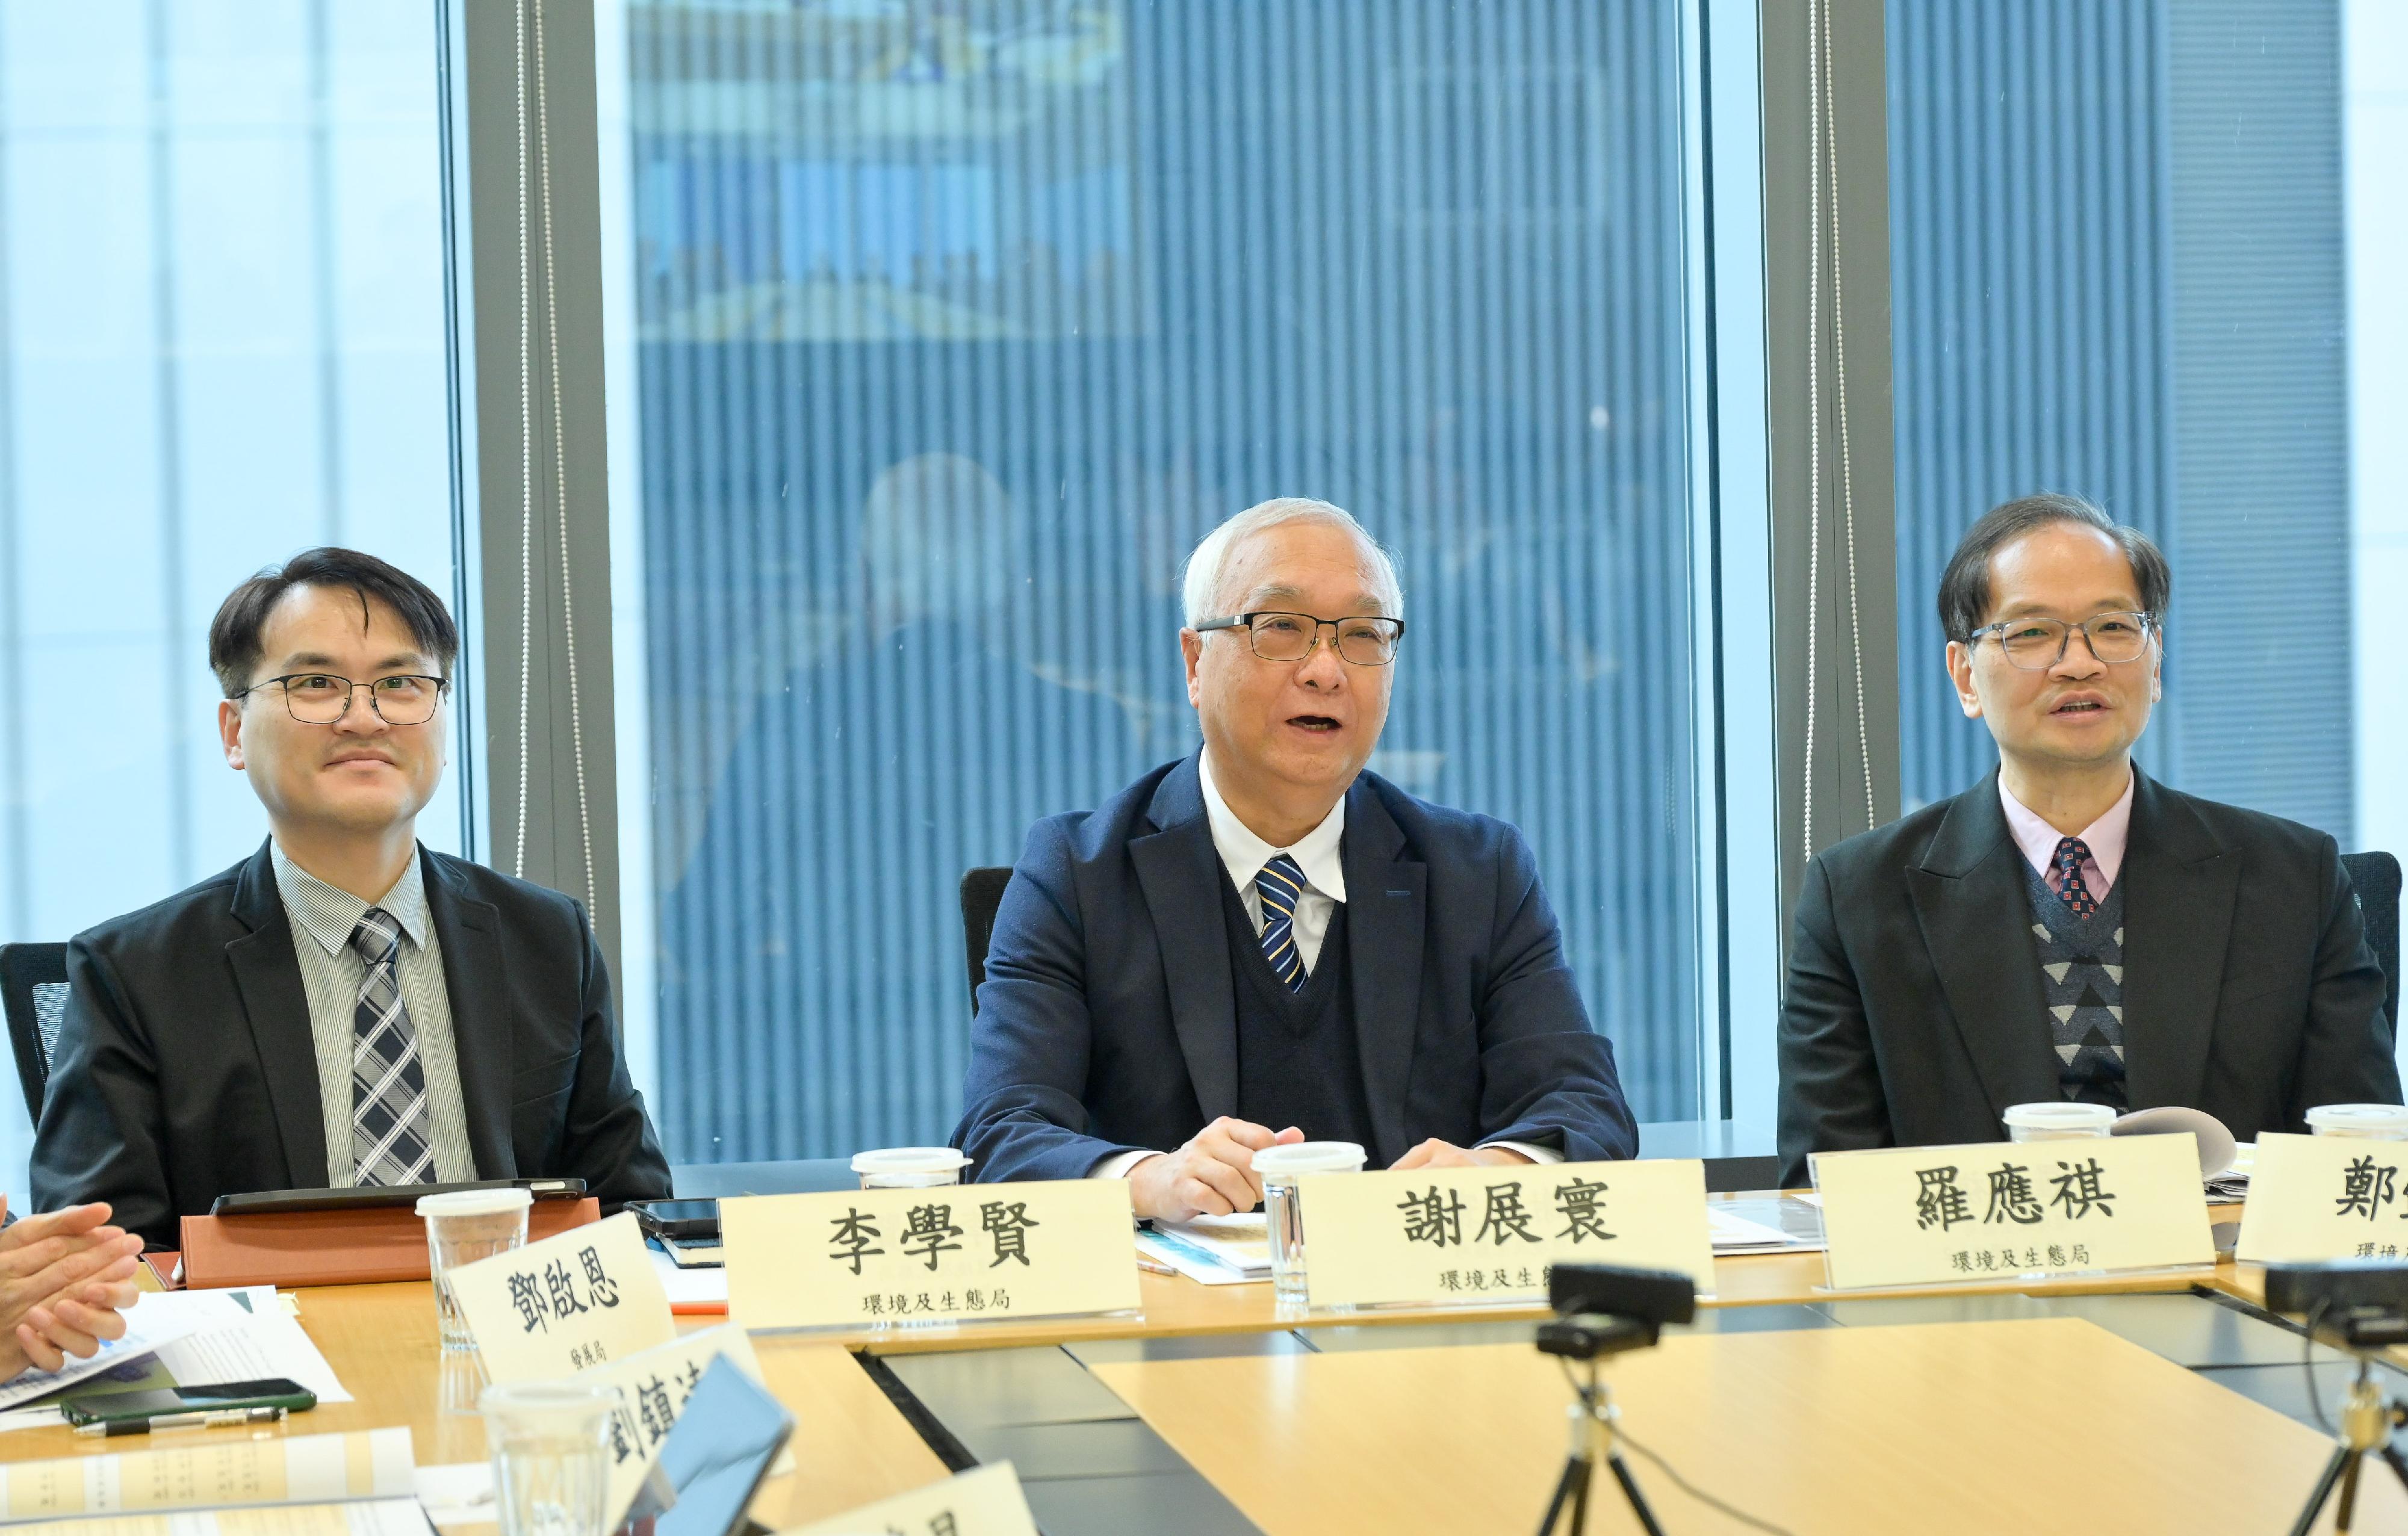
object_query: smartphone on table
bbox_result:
[630,1198,721,1241]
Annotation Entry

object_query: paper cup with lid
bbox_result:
[2306,1104,2408,1141]
[2002,1101,2116,1142]
[852,1147,974,1189]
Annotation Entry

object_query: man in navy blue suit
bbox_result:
[952,498,1637,1222]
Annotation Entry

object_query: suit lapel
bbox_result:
[225,842,327,1188]
[426,852,517,1178]
[1130,759,1240,1122]
[1341,781,1423,1165]
[2117,772,2236,1112]
[1908,778,2060,1118]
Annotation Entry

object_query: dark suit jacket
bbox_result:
[952,755,1638,1182]
[1777,768,2400,1186]
[31,841,672,1246]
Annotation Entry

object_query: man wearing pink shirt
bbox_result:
[1777,492,2398,1184]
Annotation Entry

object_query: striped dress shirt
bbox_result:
[270,842,476,1186]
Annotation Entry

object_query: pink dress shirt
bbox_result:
[1999,772,2134,899]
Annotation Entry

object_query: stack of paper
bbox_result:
[0,1426,415,1519]
[10,1498,433,1536]
[1708,1195,1828,1254]
[1136,1213,1273,1285]
[0,1286,352,1431]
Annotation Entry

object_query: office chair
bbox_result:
[0,942,69,1124]
[2343,851,2401,1035]
[959,866,1014,1018]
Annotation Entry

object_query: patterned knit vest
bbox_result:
[2021,859,2129,1109]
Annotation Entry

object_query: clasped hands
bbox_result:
[1128,1116,1531,1224]
[0,1198,143,1380]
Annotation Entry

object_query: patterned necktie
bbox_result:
[1254,854,1310,993]
[349,908,435,1187]
[2053,837,2100,920]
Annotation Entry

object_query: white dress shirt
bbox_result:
[1096,754,1557,1179]
[1200,750,1347,973]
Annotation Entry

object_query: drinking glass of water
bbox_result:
[481,1380,615,1536]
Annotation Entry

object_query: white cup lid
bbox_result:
[2306,1104,2408,1130]
[1251,1141,1368,1175]
[2001,1101,2117,1131]
[850,1147,974,1175]
[416,1188,534,1218]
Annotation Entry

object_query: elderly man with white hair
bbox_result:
[953,497,1636,1221]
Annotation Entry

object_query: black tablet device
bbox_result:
[648,1358,795,1536]
[208,1178,586,1216]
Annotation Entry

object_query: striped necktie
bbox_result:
[1255,853,1309,993]
[349,908,436,1187]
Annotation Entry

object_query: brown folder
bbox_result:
[176,1197,601,1289]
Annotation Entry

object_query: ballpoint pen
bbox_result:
[77,1405,288,1438]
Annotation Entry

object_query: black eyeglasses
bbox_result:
[1964,612,2159,671]
[1193,612,1406,666]
[235,673,452,725]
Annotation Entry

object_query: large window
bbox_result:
[1886,0,2401,866]
[617,0,1716,1161]
[0,1,457,1193]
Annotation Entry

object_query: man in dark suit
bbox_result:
[954,498,1636,1221]
[33,550,669,1246]
[1778,493,2397,1185]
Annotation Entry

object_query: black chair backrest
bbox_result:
[960,867,1014,1017]
[0,942,69,1125]
[2344,851,2402,1038]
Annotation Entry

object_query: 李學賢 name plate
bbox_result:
[1294,1158,1716,1308]
[2236,1132,2408,1264]
[1813,1133,2214,1290]
[719,1179,1140,1331]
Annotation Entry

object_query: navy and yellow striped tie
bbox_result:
[1255,853,1309,993]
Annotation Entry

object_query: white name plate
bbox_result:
[448,1211,676,1381]
[1296,1159,1715,1308]
[787,1461,1038,1536]
[721,1180,1140,1331]
[1813,1133,2214,1290]
[2238,1133,2408,1263]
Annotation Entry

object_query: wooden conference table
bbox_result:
[4,1209,2395,1534]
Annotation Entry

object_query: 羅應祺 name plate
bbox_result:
[1813,1133,2214,1290]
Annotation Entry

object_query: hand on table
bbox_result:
[0,1198,143,1378]
[1128,1117,1305,1222]
[1389,1139,1533,1172]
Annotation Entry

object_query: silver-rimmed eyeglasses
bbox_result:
[1965,612,2158,670]
[1193,612,1406,666]
[235,672,452,725]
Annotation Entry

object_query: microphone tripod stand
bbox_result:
[1536,1318,1665,1536]
[2290,1352,2408,1536]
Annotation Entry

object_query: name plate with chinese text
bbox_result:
[720,1180,1140,1331]
[1294,1159,1716,1308]
[449,1212,675,1381]
[1813,1133,2214,1290]
[790,1462,1038,1536]
[2236,1133,2408,1264]
[580,1322,784,1528]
